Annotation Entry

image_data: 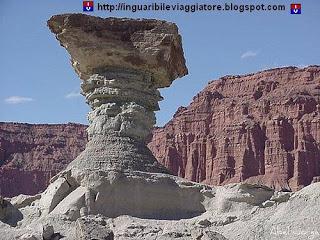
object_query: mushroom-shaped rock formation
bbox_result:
[41,14,207,220]
[47,14,187,174]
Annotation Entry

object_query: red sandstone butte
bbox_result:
[0,123,87,197]
[148,66,320,191]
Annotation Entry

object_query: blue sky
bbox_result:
[1,0,319,126]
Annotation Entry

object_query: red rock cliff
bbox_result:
[0,123,87,197]
[148,66,320,191]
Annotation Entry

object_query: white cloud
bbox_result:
[241,50,259,59]
[4,96,34,104]
[65,91,81,99]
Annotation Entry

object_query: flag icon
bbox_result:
[83,1,94,12]
[290,4,301,14]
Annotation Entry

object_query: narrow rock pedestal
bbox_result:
[68,67,170,174]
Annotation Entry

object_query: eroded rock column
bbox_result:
[84,68,161,142]
[47,14,188,173]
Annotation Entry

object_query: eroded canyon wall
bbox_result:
[148,66,320,191]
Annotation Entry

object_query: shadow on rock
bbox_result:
[0,197,23,227]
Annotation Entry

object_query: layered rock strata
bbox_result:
[148,66,320,191]
[0,123,87,197]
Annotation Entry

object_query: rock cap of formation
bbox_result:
[48,13,188,87]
